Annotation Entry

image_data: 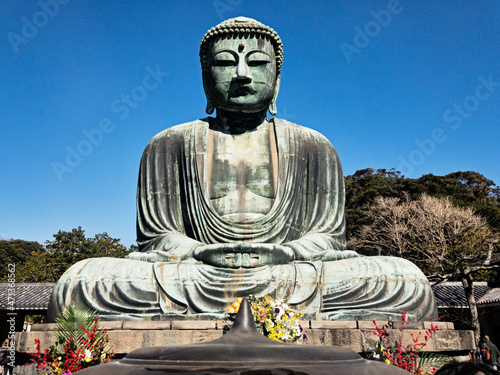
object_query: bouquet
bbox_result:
[227,295,306,344]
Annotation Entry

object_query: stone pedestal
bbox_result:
[16,320,474,355]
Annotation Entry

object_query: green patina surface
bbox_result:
[48,17,437,322]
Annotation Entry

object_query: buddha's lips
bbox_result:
[229,85,255,96]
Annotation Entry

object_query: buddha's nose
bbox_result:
[234,60,251,82]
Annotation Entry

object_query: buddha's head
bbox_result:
[200,17,283,116]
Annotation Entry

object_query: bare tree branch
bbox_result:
[348,194,500,346]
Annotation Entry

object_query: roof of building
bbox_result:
[431,281,494,308]
[477,288,500,305]
[0,283,55,310]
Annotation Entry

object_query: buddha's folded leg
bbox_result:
[48,258,162,321]
[321,256,437,321]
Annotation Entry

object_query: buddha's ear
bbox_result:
[268,74,280,116]
[206,99,215,115]
[202,73,215,115]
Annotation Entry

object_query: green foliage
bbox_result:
[30,306,114,374]
[54,305,96,345]
[473,269,497,282]
[14,227,132,282]
[0,239,44,281]
[24,315,47,324]
[345,168,408,241]
[46,227,130,260]
[345,169,499,243]
[416,351,452,374]
[15,249,69,283]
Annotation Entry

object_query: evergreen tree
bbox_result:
[345,169,499,242]
[0,240,44,281]
[14,227,131,283]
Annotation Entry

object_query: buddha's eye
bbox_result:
[247,60,269,67]
[213,59,237,67]
[212,52,237,67]
[247,52,272,67]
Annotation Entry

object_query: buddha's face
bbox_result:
[205,35,277,113]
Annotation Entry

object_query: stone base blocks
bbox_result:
[307,320,473,353]
[16,320,474,355]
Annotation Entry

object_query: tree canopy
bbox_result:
[9,227,131,283]
[345,169,499,240]
[348,194,499,276]
[348,192,499,345]
[0,239,44,280]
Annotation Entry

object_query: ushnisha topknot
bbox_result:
[200,16,284,73]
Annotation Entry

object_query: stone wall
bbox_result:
[16,320,474,355]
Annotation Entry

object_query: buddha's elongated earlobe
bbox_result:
[269,101,277,116]
[203,73,215,114]
[206,99,214,114]
[268,75,281,116]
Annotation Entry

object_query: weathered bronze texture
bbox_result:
[77,299,411,374]
[48,17,437,322]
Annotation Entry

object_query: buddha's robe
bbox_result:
[48,118,437,321]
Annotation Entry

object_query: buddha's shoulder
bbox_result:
[149,119,209,142]
[273,118,335,148]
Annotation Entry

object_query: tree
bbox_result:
[14,227,131,283]
[345,168,408,240]
[349,194,500,345]
[344,169,500,242]
[0,240,44,281]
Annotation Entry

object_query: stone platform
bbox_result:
[16,320,474,355]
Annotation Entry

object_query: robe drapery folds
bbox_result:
[134,118,436,318]
[48,118,438,321]
[134,118,347,313]
[137,118,347,258]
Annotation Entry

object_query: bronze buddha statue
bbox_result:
[48,17,437,322]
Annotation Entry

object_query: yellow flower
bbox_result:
[385,359,391,364]
[85,356,92,362]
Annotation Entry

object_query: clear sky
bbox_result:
[1,1,498,247]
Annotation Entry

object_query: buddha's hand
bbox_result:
[193,243,295,268]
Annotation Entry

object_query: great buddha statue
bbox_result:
[48,17,437,322]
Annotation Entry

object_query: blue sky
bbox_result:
[1,1,498,247]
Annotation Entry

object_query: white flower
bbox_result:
[265,320,275,330]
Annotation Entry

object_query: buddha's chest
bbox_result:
[207,126,278,220]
